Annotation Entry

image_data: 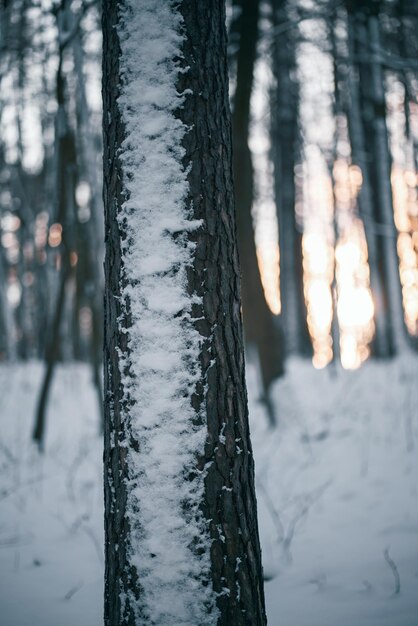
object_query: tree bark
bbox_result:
[103,1,266,624]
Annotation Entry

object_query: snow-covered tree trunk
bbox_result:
[102,1,266,624]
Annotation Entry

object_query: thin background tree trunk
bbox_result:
[271,0,311,359]
[232,0,284,408]
[346,8,390,357]
[350,4,407,355]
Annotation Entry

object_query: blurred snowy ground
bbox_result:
[0,356,417,625]
[0,364,103,626]
[249,355,418,626]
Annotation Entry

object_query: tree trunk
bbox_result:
[232,0,284,400]
[103,1,266,624]
[367,14,408,354]
[0,244,14,360]
[349,5,407,355]
[71,11,104,427]
[346,10,390,357]
[32,259,71,446]
[271,0,311,358]
[328,8,343,365]
[33,3,78,446]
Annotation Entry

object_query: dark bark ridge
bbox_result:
[103,1,266,625]
[178,3,266,623]
[103,0,134,622]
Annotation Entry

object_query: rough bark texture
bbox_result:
[102,1,130,621]
[102,2,266,624]
[232,0,284,395]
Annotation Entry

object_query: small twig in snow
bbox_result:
[308,573,327,591]
[0,441,17,465]
[361,579,374,594]
[405,384,415,453]
[82,524,103,564]
[0,475,46,503]
[256,480,285,544]
[66,445,90,502]
[405,409,414,453]
[360,413,371,478]
[283,480,332,562]
[384,546,401,596]
[63,580,84,601]
[0,533,32,548]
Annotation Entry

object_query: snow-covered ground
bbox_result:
[0,356,417,625]
[250,356,418,626]
[0,364,103,626]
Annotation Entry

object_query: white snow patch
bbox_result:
[115,1,217,624]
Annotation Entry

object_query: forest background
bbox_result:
[0,0,417,624]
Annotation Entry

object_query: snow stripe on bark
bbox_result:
[114,2,218,623]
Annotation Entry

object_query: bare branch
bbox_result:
[384,546,401,596]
